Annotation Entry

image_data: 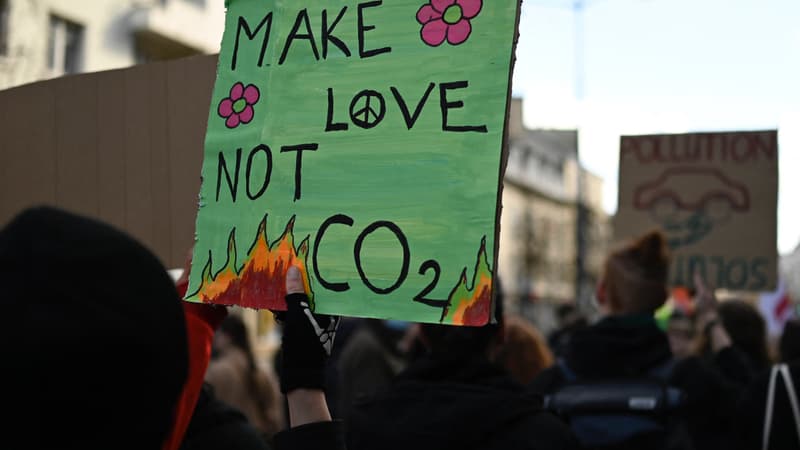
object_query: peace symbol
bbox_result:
[348,90,386,129]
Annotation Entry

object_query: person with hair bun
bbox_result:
[532,230,755,450]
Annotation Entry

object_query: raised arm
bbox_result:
[273,266,346,450]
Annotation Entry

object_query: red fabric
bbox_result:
[162,281,227,450]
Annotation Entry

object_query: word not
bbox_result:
[231,1,391,70]
[671,254,771,291]
[313,214,448,308]
[621,132,778,165]
[216,143,318,203]
[325,81,488,133]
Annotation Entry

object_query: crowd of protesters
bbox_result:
[1,206,798,449]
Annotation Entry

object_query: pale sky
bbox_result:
[511,0,799,255]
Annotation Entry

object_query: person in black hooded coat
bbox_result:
[0,206,189,449]
[0,206,347,450]
[530,231,755,450]
[346,285,578,450]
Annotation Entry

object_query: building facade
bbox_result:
[0,0,224,90]
[498,98,610,331]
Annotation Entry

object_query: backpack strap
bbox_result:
[763,365,778,450]
[545,360,577,412]
[779,365,800,444]
[557,358,578,382]
[552,358,684,412]
[763,364,800,450]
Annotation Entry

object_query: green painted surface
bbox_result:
[188,0,519,325]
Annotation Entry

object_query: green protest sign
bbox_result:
[187,0,520,325]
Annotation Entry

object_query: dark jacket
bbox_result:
[180,383,345,450]
[337,320,407,417]
[347,354,579,450]
[180,383,271,450]
[531,315,755,449]
[275,422,347,450]
[735,361,800,450]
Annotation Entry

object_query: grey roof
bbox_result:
[510,129,578,162]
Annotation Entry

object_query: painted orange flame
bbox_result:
[187,215,313,311]
[441,236,494,326]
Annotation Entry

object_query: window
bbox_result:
[0,0,9,56]
[48,15,83,75]
[134,40,153,65]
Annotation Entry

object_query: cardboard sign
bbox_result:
[186,0,520,325]
[0,56,217,269]
[615,131,779,291]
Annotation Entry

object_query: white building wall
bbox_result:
[129,0,226,54]
[782,246,800,302]
[0,0,224,89]
[498,185,528,300]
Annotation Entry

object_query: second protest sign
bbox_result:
[615,130,779,291]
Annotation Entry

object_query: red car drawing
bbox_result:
[634,167,750,213]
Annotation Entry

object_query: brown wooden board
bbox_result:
[122,64,156,251]
[0,55,217,268]
[0,82,57,219]
[166,55,217,266]
[54,74,99,217]
[96,70,129,230]
[147,61,173,266]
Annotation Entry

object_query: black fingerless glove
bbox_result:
[278,293,339,394]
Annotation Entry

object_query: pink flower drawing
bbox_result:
[218,82,260,129]
[417,0,482,47]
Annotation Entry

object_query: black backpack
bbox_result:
[543,360,693,450]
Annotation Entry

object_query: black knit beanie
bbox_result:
[0,207,188,449]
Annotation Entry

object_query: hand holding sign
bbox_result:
[693,271,717,319]
[278,266,340,394]
[693,271,732,352]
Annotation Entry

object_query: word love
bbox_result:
[325,81,488,133]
